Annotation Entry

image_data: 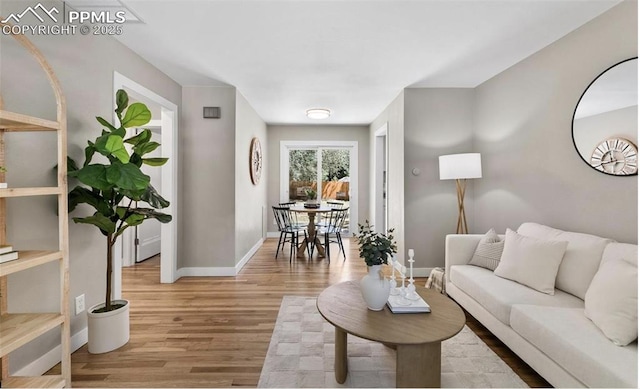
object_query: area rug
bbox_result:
[258,296,528,388]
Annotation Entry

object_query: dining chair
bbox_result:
[326,201,345,208]
[316,201,345,229]
[272,205,310,262]
[279,201,308,229]
[312,207,349,262]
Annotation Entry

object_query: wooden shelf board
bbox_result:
[0,251,63,277]
[0,187,62,198]
[0,110,59,131]
[1,375,65,388]
[0,313,64,356]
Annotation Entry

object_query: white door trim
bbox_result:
[279,140,358,235]
[374,123,389,233]
[112,72,179,298]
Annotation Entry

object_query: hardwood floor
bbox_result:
[50,237,550,387]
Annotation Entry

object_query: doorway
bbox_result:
[280,141,358,234]
[374,123,388,233]
[112,72,179,300]
[134,123,162,263]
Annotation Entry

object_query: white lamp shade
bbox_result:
[439,153,482,180]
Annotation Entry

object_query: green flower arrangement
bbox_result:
[305,188,317,200]
[357,220,397,266]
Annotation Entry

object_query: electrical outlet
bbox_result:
[75,294,85,315]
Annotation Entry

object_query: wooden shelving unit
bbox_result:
[0,20,71,388]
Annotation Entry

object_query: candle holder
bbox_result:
[394,264,411,305]
[389,256,399,295]
[405,249,420,300]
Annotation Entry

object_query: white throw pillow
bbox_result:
[494,229,568,295]
[469,228,504,271]
[517,222,613,300]
[584,257,638,346]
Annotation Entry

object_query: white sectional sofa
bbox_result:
[445,223,638,388]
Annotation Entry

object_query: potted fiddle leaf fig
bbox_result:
[68,89,172,353]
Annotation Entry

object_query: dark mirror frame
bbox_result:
[571,57,638,177]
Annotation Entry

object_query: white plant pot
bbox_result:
[360,265,391,311]
[87,299,130,354]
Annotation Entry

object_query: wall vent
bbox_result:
[203,107,221,119]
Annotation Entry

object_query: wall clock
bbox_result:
[249,137,262,185]
[590,137,638,176]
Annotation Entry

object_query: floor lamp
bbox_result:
[439,153,482,234]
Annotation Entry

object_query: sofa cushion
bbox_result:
[510,305,638,388]
[450,265,583,325]
[469,228,504,271]
[494,229,567,295]
[585,257,638,346]
[602,242,638,265]
[517,222,613,300]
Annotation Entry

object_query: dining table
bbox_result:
[289,204,332,258]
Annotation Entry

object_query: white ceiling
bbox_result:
[105,0,620,125]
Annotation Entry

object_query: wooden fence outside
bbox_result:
[289,181,349,200]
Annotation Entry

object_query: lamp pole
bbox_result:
[455,178,468,234]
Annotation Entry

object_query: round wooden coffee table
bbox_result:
[316,280,465,388]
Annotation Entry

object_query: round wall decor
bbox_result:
[572,57,638,176]
[590,137,638,176]
[249,137,262,185]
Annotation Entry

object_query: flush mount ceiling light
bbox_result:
[306,108,331,119]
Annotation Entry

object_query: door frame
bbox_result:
[374,123,389,233]
[112,72,179,297]
[279,140,358,235]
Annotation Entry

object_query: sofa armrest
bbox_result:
[444,234,483,282]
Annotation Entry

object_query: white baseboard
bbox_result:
[177,266,237,277]
[177,238,264,278]
[413,267,434,278]
[236,238,263,273]
[266,232,280,238]
[13,328,88,377]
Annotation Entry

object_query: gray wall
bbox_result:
[266,125,370,233]
[404,89,474,269]
[1,0,182,372]
[370,92,406,262]
[181,87,236,268]
[235,91,268,263]
[473,0,637,244]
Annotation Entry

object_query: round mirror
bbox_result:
[572,57,638,176]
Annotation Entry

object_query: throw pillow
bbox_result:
[469,228,504,271]
[584,257,638,346]
[494,229,568,295]
[517,222,613,300]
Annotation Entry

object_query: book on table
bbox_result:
[387,293,431,313]
[0,251,19,264]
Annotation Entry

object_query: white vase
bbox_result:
[360,264,391,311]
[87,299,130,354]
